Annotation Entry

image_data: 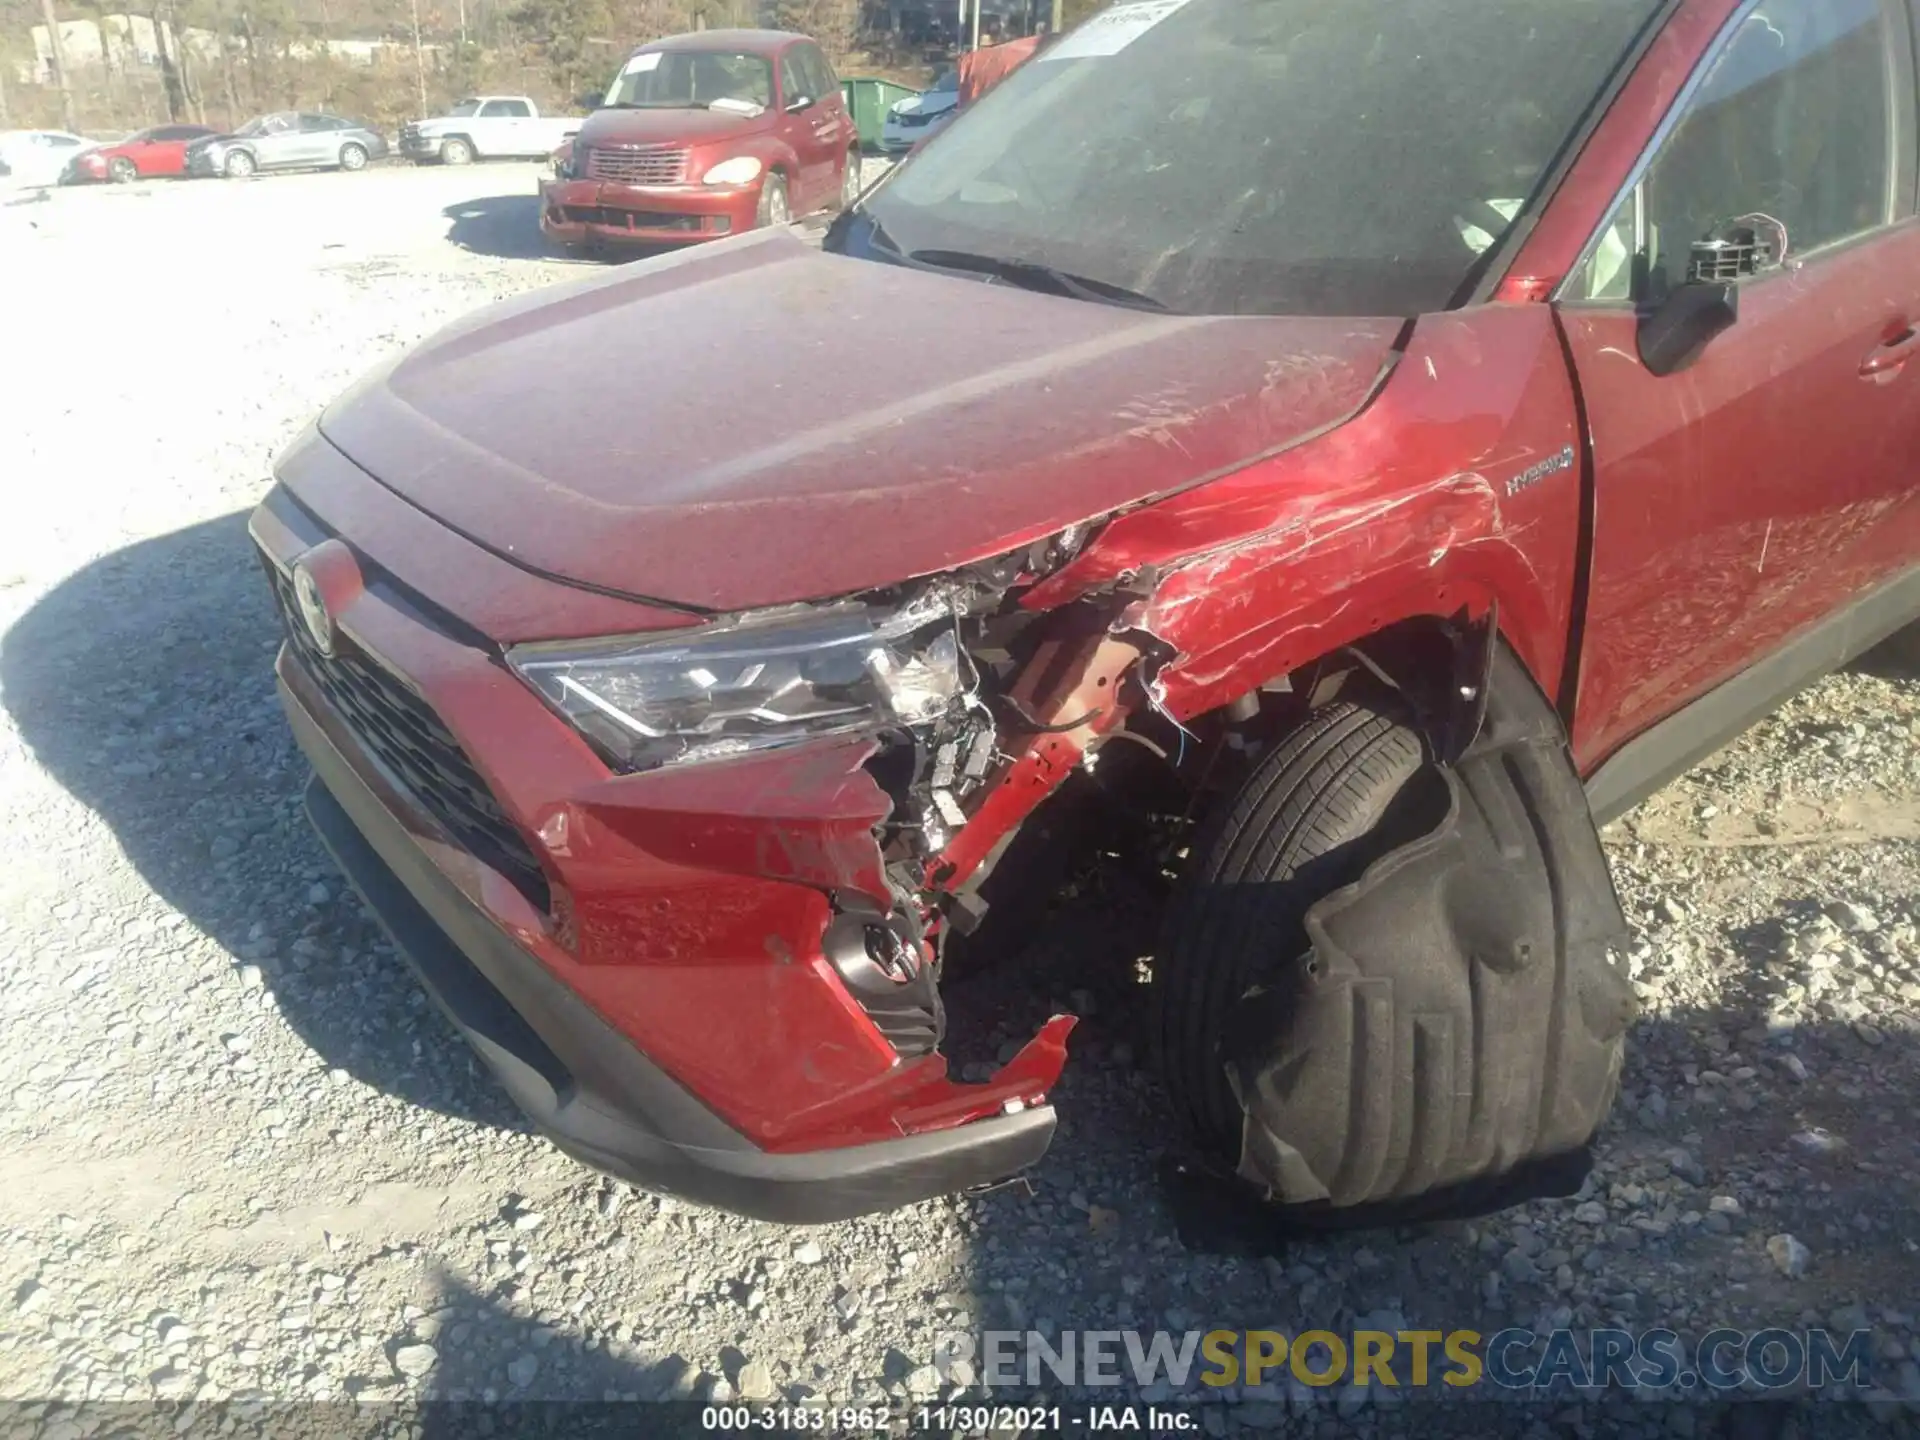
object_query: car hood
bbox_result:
[313,229,1401,616]
[574,106,770,148]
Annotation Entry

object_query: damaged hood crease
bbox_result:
[315,233,1403,616]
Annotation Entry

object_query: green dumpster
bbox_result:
[841,76,922,153]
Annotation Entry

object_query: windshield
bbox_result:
[930,69,958,93]
[862,0,1665,317]
[235,117,269,137]
[603,50,774,110]
[448,99,483,117]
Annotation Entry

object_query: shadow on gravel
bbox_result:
[386,1270,1819,1438]
[388,1272,1827,1440]
[442,194,566,262]
[0,511,529,1136]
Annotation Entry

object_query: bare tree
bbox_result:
[39,0,78,130]
[150,0,189,119]
[407,0,425,117]
[216,1,242,124]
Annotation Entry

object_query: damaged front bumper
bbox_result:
[251,488,1078,1223]
[295,701,1061,1222]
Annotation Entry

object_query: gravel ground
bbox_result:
[2,163,1919,1439]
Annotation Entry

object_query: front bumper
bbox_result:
[881,114,951,154]
[250,464,1070,1221]
[539,176,755,245]
[291,684,1054,1222]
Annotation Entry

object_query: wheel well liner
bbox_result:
[1223,644,1635,1219]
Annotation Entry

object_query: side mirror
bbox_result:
[575,92,602,111]
[1638,280,1739,378]
[785,93,814,113]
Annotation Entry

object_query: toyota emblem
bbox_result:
[292,562,335,657]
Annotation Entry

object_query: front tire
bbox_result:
[338,142,368,172]
[1156,701,1430,1159]
[1157,661,1634,1223]
[108,156,137,183]
[223,150,255,179]
[755,172,790,228]
[440,137,473,166]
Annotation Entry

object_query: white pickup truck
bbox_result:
[399,97,581,165]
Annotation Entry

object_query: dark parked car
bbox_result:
[540,28,859,249]
[186,112,388,178]
[255,0,1920,1223]
[69,124,222,182]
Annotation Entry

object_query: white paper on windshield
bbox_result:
[620,51,662,75]
[1040,0,1197,59]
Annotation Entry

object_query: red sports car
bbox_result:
[70,124,221,183]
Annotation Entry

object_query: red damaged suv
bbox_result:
[539,29,859,249]
[255,0,1920,1223]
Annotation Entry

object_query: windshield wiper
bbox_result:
[904,247,1169,313]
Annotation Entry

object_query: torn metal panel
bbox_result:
[927,633,1144,895]
[1023,307,1589,716]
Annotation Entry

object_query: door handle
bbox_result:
[1861,326,1920,377]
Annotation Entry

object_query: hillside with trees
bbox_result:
[0,0,954,134]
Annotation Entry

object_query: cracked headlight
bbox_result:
[507,605,966,773]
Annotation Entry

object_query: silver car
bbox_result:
[185,112,389,179]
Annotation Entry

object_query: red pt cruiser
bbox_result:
[257,0,1920,1223]
[540,28,860,250]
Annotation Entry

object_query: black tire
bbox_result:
[338,142,368,172]
[223,149,255,179]
[755,172,790,228]
[108,156,138,183]
[1156,701,1429,1157]
[440,137,473,166]
[1156,668,1633,1220]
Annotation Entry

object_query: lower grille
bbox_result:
[555,204,717,233]
[264,559,551,913]
[583,144,689,185]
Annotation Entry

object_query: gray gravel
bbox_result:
[2,162,1919,1437]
